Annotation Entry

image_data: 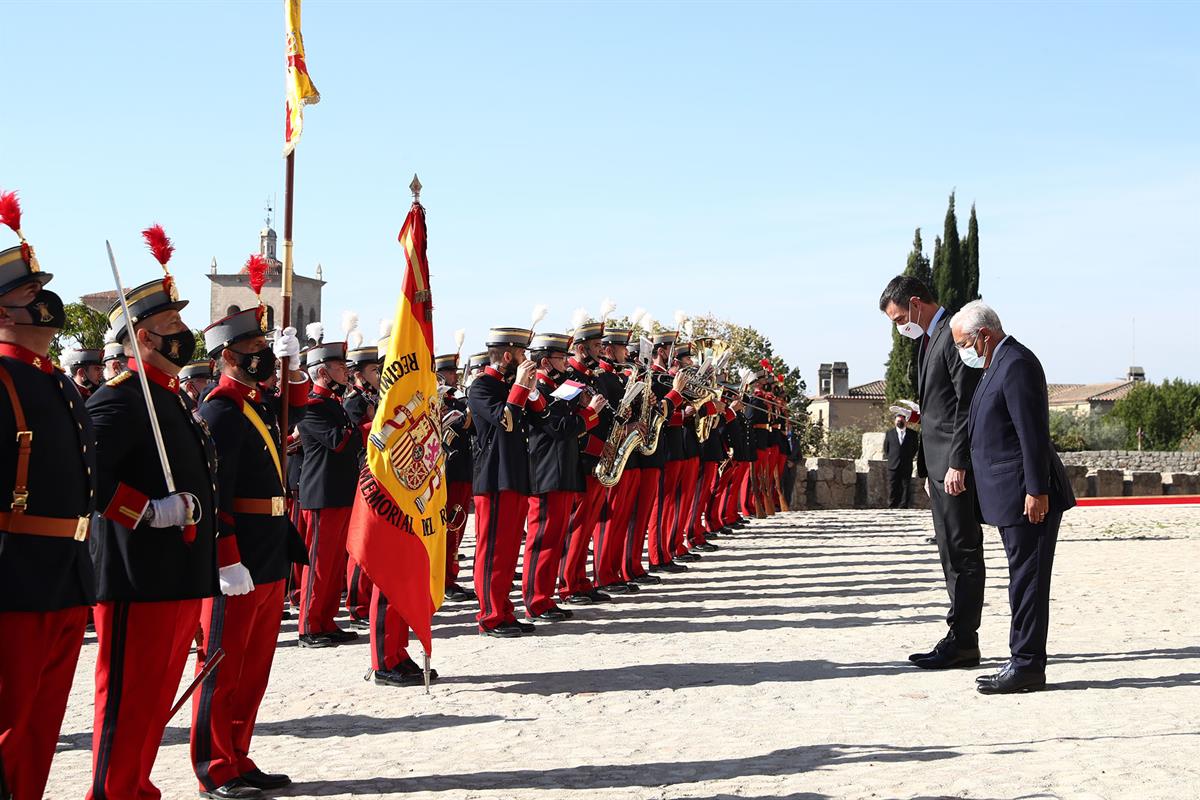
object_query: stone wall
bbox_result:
[1059,450,1200,473]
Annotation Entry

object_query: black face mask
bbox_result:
[6,289,66,329]
[544,367,565,384]
[236,347,276,382]
[502,359,518,379]
[147,329,196,369]
[330,381,347,397]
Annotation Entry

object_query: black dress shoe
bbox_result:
[298,633,337,648]
[659,561,689,573]
[586,589,612,603]
[445,583,477,602]
[347,616,370,630]
[529,606,573,621]
[326,627,358,643]
[240,767,291,790]
[913,646,981,670]
[675,552,702,562]
[977,666,1046,695]
[200,778,263,799]
[564,592,595,605]
[908,635,963,663]
[374,663,439,686]
[629,573,662,585]
[601,582,639,594]
[480,622,524,638]
[695,543,719,552]
[514,620,536,633]
[705,530,720,539]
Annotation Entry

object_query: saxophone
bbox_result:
[637,364,666,456]
[594,379,647,487]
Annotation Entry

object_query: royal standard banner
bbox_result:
[346,194,446,655]
[283,0,320,156]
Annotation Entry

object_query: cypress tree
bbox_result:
[964,202,980,300]
[932,235,943,303]
[936,191,964,311]
[884,228,931,402]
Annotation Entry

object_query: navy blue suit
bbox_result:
[968,336,1075,672]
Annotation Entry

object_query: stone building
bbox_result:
[806,362,887,431]
[1047,367,1145,415]
[207,225,325,329]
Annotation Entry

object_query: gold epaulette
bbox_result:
[106,371,134,387]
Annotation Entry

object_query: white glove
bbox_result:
[274,326,301,361]
[146,493,196,528]
[219,563,255,596]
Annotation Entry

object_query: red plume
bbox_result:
[141,224,174,269]
[0,191,23,236]
[777,374,785,383]
[245,254,268,296]
[760,358,773,372]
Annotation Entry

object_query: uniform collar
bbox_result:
[0,343,55,374]
[596,358,615,373]
[483,365,508,382]
[567,356,592,376]
[651,362,669,374]
[312,383,336,399]
[128,358,180,391]
[217,372,263,403]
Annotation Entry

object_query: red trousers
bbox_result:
[649,460,683,566]
[89,598,202,800]
[298,506,351,635]
[671,457,701,556]
[623,468,660,579]
[560,476,604,597]
[596,468,639,587]
[688,461,720,547]
[368,584,412,671]
[522,492,575,616]
[344,557,372,622]
[287,497,306,608]
[445,481,472,586]
[0,606,87,800]
[191,579,285,792]
[472,491,528,630]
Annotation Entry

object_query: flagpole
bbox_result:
[278,151,295,481]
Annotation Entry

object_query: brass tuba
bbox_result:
[637,362,666,456]
[594,379,647,487]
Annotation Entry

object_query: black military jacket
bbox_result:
[298,384,363,510]
[467,366,543,496]
[640,365,684,471]
[527,373,598,495]
[750,389,772,450]
[565,357,612,473]
[342,388,373,470]
[0,345,96,612]
[200,374,306,584]
[441,390,474,484]
[725,404,757,463]
[89,361,219,602]
[700,408,734,463]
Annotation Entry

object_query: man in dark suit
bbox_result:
[951,301,1076,694]
[883,413,919,508]
[879,275,985,669]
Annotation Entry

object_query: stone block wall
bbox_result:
[1058,450,1200,473]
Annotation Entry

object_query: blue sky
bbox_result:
[2,0,1197,387]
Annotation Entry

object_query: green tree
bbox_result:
[932,191,965,312]
[191,329,208,361]
[931,235,943,301]
[964,203,980,301]
[884,228,930,402]
[52,302,109,362]
[1109,380,1200,450]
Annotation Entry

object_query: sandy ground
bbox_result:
[45,504,1200,800]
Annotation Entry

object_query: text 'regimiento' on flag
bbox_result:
[283,0,320,156]
[346,195,446,656]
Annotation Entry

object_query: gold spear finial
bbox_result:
[410,174,422,202]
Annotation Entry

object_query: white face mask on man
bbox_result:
[958,332,988,369]
[896,301,924,340]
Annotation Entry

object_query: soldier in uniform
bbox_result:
[687,381,731,553]
[342,341,381,627]
[87,269,220,800]
[179,360,215,407]
[592,325,642,594]
[558,321,613,604]
[466,327,542,637]
[648,332,691,572]
[667,343,712,563]
[0,202,96,800]
[102,339,128,381]
[296,339,361,648]
[62,347,104,399]
[434,353,475,603]
[749,374,775,517]
[192,311,306,799]
[523,332,604,621]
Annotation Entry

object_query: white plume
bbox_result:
[348,330,364,350]
[305,322,324,344]
[103,328,117,344]
[570,307,589,332]
[341,311,358,336]
[674,309,687,329]
[629,307,646,328]
[641,313,656,333]
[598,297,617,322]
[683,320,695,339]
[377,320,393,342]
[454,328,466,353]
[737,366,754,386]
[530,304,549,328]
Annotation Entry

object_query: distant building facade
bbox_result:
[207,226,325,329]
[1048,367,1146,415]
[807,361,887,431]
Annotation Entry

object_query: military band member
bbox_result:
[592,326,641,593]
[688,385,731,552]
[524,332,603,621]
[192,312,306,799]
[648,332,691,572]
[296,339,361,648]
[466,327,543,637]
[62,347,104,399]
[749,375,775,517]
[668,343,711,562]
[179,360,215,408]
[343,341,381,626]
[102,338,128,381]
[87,267,220,800]
[559,320,613,604]
[434,353,475,603]
[0,201,96,800]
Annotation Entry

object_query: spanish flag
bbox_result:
[346,191,446,656]
[283,0,320,156]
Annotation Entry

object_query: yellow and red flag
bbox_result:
[283,0,320,156]
[346,194,446,655]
